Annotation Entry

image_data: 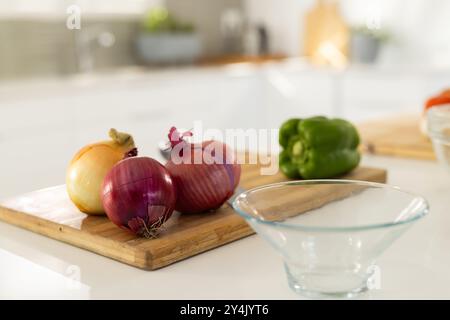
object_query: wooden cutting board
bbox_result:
[359,114,435,160]
[0,164,387,270]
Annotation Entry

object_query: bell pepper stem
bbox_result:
[292,141,303,157]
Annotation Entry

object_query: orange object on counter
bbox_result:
[420,88,450,135]
[425,89,450,111]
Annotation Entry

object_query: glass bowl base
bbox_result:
[288,280,368,299]
[285,264,371,299]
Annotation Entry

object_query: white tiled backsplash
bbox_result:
[0,18,140,79]
[0,0,245,79]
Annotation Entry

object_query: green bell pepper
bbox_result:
[279,116,360,179]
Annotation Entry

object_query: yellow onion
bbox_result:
[66,129,136,215]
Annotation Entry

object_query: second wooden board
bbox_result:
[359,114,435,160]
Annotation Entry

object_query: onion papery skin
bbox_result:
[166,140,241,214]
[66,142,135,215]
[102,157,176,238]
[66,129,135,215]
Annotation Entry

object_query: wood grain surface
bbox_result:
[359,114,435,160]
[0,164,387,270]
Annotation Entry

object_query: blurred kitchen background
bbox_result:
[3,0,450,75]
[1,0,450,197]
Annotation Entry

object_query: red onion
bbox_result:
[165,127,241,214]
[101,157,176,238]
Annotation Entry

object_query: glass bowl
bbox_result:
[427,105,450,172]
[232,180,429,298]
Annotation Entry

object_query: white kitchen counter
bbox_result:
[0,154,449,300]
[1,65,450,299]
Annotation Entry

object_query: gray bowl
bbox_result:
[136,32,202,65]
[350,34,380,64]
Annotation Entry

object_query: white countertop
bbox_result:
[1,65,450,299]
[0,154,449,300]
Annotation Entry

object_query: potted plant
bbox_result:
[350,25,390,64]
[136,7,202,65]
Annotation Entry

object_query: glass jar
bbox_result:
[427,105,450,172]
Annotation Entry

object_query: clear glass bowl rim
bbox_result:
[232,179,429,233]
